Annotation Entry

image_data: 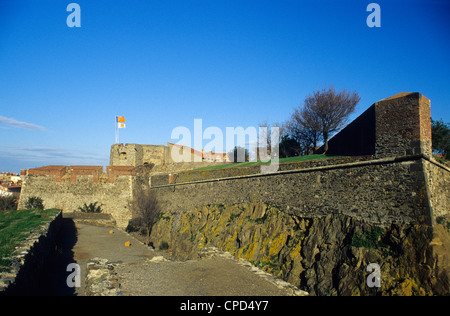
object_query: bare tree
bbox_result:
[303,87,360,153]
[128,186,160,244]
[286,107,322,155]
[258,120,283,160]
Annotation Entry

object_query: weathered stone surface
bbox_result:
[150,203,450,296]
[152,156,442,227]
[85,258,122,296]
[18,170,136,228]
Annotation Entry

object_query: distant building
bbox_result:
[110,142,230,167]
[0,183,21,196]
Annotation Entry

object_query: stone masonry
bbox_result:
[18,166,138,228]
[325,92,432,158]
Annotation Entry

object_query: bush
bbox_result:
[78,202,103,213]
[0,195,18,211]
[128,186,161,243]
[25,196,44,210]
[351,226,384,249]
[125,218,141,233]
[159,241,169,250]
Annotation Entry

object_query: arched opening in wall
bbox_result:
[119,152,127,160]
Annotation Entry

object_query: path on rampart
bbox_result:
[63,220,303,296]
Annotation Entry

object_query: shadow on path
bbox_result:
[32,217,79,296]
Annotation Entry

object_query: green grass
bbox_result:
[434,155,449,164]
[0,209,60,271]
[193,154,344,171]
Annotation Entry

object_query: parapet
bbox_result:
[27,165,67,182]
[24,165,136,183]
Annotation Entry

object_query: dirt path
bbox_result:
[46,217,305,296]
[72,223,155,295]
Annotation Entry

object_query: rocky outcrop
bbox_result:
[85,258,122,296]
[150,203,449,296]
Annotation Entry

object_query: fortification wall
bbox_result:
[18,92,448,231]
[110,143,173,167]
[423,159,450,221]
[150,156,374,186]
[151,155,448,227]
[18,166,137,228]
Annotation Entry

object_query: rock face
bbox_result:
[150,203,449,296]
[85,258,122,296]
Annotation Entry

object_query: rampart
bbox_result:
[150,92,448,226]
[151,155,449,227]
[18,166,139,228]
[18,92,449,229]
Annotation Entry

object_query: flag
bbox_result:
[115,116,126,143]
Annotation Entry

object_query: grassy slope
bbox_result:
[193,154,343,171]
[0,209,60,271]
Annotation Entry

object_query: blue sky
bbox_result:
[0,0,449,172]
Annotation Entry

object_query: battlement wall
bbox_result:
[151,155,449,227]
[18,165,139,228]
[149,92,447,227]
[21,165,136,183]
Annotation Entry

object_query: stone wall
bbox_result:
[423,159,450,221]
[110,143,226,173]
[151,156,374,186]
[0,211,62,295]
[325,105,376,156]
[18,166,138,228]
[375,92,432,158]
[151,155,443,227]
[110,143,173,167]
[325,92,432,159]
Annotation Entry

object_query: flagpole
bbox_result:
[115,116,118,144]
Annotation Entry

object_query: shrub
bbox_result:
[128,186,161,243]
[159,241,169,250]
[125,218,141,233]
[351,226,384,249]
[0,195,18,211]
[78,202,103,213]
[25,196,44,210]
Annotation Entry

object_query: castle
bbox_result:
[18,92,448,229]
